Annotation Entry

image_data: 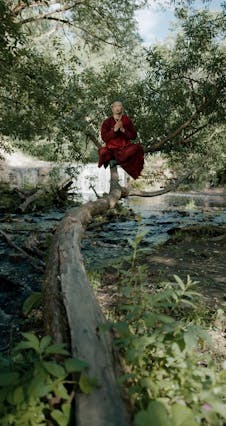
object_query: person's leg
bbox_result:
[115,143,144,179]
[109,158,117,167]
[98,147,113,168]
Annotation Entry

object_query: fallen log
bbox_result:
[43,166,131,426]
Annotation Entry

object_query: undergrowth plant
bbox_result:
[0,332,96,426]
[108,230,226,426]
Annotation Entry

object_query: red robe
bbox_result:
[98,114,144,179]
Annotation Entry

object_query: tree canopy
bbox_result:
[0,0,225,181]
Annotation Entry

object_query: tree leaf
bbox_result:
[64,357,89,373]
[45,343,70,356]
[171,403,199,425]
[135,401,172,426]
[79,373,96,395]
[51,408,70,426]
[28,375,51,398]
[22,292,42,316]
[54,383,69,400]
[0,372,20,387]
[13,386,24,405]
[21,332,40,351]
[43,361,66,378]
[39,336,52,353]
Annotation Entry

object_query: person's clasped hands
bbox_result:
[113,119,125,133]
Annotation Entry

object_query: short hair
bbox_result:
[111,100,123,107]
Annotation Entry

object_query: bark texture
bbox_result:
[43,166,131,426]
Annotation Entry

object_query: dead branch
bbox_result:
[18,178,73,213]
[0,229,45,271]
[18,188,47,213]
[17,1,87,24]
[89,183,101,199]
[128,171,192,197]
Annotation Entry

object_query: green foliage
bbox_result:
[0,1,225,185]
[67,7,226,180]
[110,232,226,425]
[135,400,199,426]
[0,332,95,425]
[22,292,42,316]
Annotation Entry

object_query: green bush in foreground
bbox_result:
[109,235,226,426]
[0,333,96,426]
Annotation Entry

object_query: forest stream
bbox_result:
[0,190,225,352]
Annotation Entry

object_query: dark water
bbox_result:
[0,210,64,351]
[0,192,225,350]
[82,192,226,270]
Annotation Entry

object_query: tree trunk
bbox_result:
[43,166,131,426]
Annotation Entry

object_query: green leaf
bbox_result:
[157,314,175,324]
[21,332,40,351]
[22,292,42,316]
[0,372,20,387]
[184,331,197,351]
[135,231,148,244]
[13,386,24,405]
[79,373,96,395]
[135,401,172,426]
[51,403,71,426]
[171,403,199,426]
[45,343,70,356]
[28,375,51,398]
[64,358,89,373]
[39,336,52,353]
[209,401,226,419]
[14,341,35,351]
[54,383,69,400]
[127,238,136,248]
[173,275,186,290]
[43,361,66,378]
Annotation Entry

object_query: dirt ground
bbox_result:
[96,226,226,356]
[98,226,226,308]
[141,229,226,308]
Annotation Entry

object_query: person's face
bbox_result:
[112,102,123,115]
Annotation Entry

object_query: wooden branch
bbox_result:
[147,100,207,153]
[43,165,131,425]
[0,229,45,271]
[85,131,102,149]
[72,24,122,47]
[42,16,73,25]
[18,1,87,25]
[11,1,57,16]
[129,170,192,197]
[18,179,73,213]
[18,188,47,213]
[177,123,208,146]
[41,18,122,47]
[89,183,100,199]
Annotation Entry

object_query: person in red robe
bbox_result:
[98,101,144,179]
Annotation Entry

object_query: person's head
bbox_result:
[111,100,123,115]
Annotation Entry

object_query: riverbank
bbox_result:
[1,190,225,351]
[0,188,225,424]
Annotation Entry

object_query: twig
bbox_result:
[89,183,101,199]
[0,229,45,272]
